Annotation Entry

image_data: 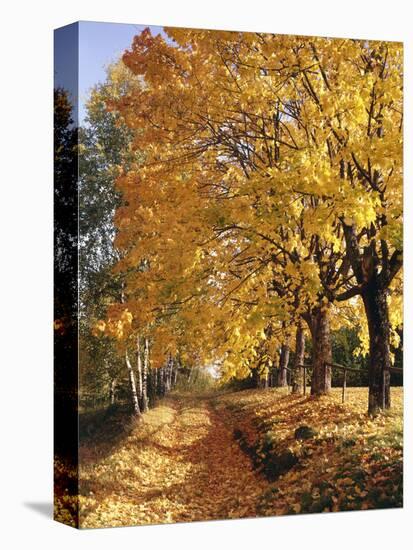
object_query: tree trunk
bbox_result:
[340,222,402,413]
[136,336,143,401]
[170,358,175,389]
[125,351,141,417]
[165,356,173,393]
[149,368,158,402]
[164,364,169,393]
[109,377,117,405]
[142,337,149,412]
[261,371,269,389]
[362,278,391,414]
[188,367,194,384]
[153,366,158,397]
[292,323,305,394]
[252,369,261,388]
[173,362,178,386]
[157,367,162,396]
[268,368,273,387]
[163,364,168,393]
[308,305,332,395]
[278,345,290,387]
[270,366,278,387]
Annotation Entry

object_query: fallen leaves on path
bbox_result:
[54,387,403,528]
[77,395,267,528]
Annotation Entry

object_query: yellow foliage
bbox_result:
[96,28,402,383]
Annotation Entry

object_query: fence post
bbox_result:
[342,368,347,403]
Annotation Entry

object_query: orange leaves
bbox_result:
[94,306,133,341]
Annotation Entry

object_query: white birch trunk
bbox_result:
[142,337,149,412]
[125,351,141,417]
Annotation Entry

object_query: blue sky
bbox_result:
[79,21,165,123]
[54,21,165,124]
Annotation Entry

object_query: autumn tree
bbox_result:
[108,28,402,413]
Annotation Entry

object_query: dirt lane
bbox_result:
[79,395,268,528]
